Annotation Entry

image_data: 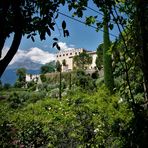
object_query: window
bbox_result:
[59,55,61,57]
[70,53,72,55]
[75,52,77,55]
[63,54,65,56]
[57,55,58,57]
[66,53,68,56]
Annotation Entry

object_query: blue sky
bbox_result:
[3,0,119,66]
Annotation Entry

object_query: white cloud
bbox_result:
[1,46,9,59]
[1,43,75,66]
[9,47,56,65]
[58,42,75,51]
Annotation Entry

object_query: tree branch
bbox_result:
[0,0,11,58]
[110,7,135,107]
[0,36,6,58]
[0,31,22,77]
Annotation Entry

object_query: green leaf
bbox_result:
[77,10,83,17]
[27,34,31,39]
[62,20,66,30]
[47,29,51,36]
[56,44,61,50]
[53,42,57,48]
[64,30,69,37]
[32,33,37,36]
[68,5,72,11]
[109,24,114,30]
[53,38,58,41]
[55,13,59,19]
[31,36,35,42]
[49,23,55,31]
[60,0,65,6]
[96,22,103,29]
[40,31,46,40]
[86,16,96,26]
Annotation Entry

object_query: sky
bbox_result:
[3,0,119,66]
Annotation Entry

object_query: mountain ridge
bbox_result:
[1,59,43,85]
[8,58,43,70]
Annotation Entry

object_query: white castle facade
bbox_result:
[25,74,42,84]
[56,48,97,72]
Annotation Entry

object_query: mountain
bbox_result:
[1,59,43,85]
[1,69,18,85]
[8,58,43,70]
[1,69,40,85]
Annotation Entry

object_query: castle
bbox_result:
[56,48,97,72]
[25,48,97,84]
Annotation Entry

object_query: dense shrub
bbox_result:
[40,74,47,82]
[3,83,11,90]
[95,77,104,88]
[18,121,49,147]
[8,92,25,108]
[7,91,46,108]
[73,69,96,91]
[49,88,59,98]
[0,86,133,147]
[0,121,18,147]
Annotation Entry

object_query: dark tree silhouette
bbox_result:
[95,43,103,70]
[0,0,66,77]
[56,60,62,99]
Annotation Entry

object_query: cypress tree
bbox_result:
[103,13,114,92]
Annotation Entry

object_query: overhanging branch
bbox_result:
[0,31,22,77]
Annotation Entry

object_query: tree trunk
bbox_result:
[59,71,62,100]
[0,0,24,78]
[103,13,114,93]
[137,0,148,104]
[0,0,11,58]
[0,31,22,77]
[0,36,6,58]
[69,72,72,90]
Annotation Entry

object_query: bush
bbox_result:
[40,74,47,82]
[3,83,11,90]
[27,81,36,90]
[8,92,24,108]
[0,86,133,147]
[50,88,59,98]
[7,91,46,108]
[14,81,25,88]
[29,91,46,103]
[95,77,104,88]
[47,83,59,91]
[0,121,18,147]
[18,121,49,147]
[73,69,96,91]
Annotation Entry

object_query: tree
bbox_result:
[56,60,62,99]
[62,59,67,71]
[62,59,66,66]
[56,60,62,73]
[0,80,2,90]
[16,68,26,87]
[103,12,114,93]
[112,28,148,147]
[73,51,92,70]
[135,0,148,101]
[0,0,68,77]
[65,1,148,146]
[40,61,56,74]
[95,43,103,70]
